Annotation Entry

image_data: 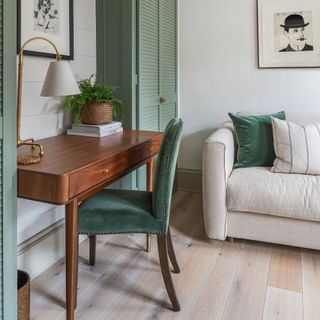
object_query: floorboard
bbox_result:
[301,250,320,320]
[221,243,271,320]
[263,287,302,320]
[268,246,302,293]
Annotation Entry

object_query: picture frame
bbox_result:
[17,0,74,60]
[258,0,320,68]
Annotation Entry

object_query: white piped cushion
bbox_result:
[271,118,320,175]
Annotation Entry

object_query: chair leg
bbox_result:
[167,229,180,273]
[146,234,151,252]
[89,235,96,266]
[75,234,79,309]
[157,235,181,312]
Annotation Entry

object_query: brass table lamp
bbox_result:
[17,37,80,165]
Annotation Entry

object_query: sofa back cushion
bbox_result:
[272,118,320,175]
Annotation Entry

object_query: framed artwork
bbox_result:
[17,0,74,60]
[258,0,320,68]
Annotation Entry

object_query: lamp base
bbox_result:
[17,139,44,165]
[18,155,42,165]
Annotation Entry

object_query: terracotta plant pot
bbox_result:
[80,101,113,125]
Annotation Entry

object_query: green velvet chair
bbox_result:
[78,118,183,311]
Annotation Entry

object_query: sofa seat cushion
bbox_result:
[227,167,320,222]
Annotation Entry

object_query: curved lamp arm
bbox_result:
[17,37,62,164]
[18,36,61,65]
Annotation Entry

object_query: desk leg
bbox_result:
[66,199,78,320]
[147,157,154,191]
[146,157,154,252]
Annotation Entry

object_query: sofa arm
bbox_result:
[202,125,235,240]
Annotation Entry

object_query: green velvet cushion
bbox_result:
[229,111,286,168]
[78,190,162,235]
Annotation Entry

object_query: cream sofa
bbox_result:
[202,113,320,250]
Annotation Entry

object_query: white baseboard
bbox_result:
[177,168,202,192]
[17,220,86,279]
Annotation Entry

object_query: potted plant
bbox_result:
[65,75,124,125]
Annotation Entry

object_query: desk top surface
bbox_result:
[18,129,163,176]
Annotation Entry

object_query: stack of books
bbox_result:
[67,121,123,138]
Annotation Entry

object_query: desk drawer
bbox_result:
[69,141,159,198]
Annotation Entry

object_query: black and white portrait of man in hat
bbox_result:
[33,0,59,34]
[279,13,313,52]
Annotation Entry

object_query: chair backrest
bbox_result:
[152,118,183,234]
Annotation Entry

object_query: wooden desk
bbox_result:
[18,130,163,320]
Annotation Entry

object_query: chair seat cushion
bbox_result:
[78,189,162,235]
[227,167,320,222]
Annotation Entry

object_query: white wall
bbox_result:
[18,0,96,278]
[179,0,320,170]
[21,0,96,140]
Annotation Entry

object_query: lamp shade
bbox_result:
[40,61,80,97]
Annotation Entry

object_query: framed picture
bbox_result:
[258,0,320,68]
[17,0,74,60]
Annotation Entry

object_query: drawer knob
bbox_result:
[103,168,109,174]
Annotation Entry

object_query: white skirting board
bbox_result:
[17,219,86,279]
[17,200,65,245]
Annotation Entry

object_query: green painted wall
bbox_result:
[96,0,137,190]
[96,0,137,130]
[96,0,177,190]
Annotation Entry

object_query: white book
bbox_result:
[71,121,122,134]
[67,127,123,138]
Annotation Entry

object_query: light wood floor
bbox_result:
[31,191,320,320]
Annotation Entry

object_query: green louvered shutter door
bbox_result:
[159,0,177,131]
[138,0,160,131]
[138,0,177,132]
[137,0,177,190]
[137,0,160,190]
[2,0,17,318]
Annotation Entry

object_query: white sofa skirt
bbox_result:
[227,211,320,250]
